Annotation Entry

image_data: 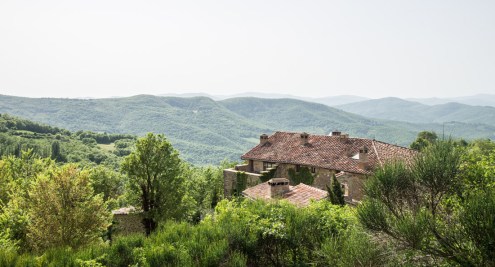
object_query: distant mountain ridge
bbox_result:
[1,94,494,165]
[159,92,370,106]
[159,92,495,107]
[337,97,495,126]
[407,94,495,107]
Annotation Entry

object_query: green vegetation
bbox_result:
[409,130,438,151]
[27,165,111,251]
[327,174,345,206]
[1,110,494,266]
[1,95,494,165]
[0,200,388,266]
[260,166,276,182]
[121,133,185,235]
[358,139,495,266]
[235,171,248,195]
[288,166,314,185]
[0,114,135,169]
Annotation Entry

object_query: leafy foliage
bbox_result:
[358,140,495,266]
[0,199,386,266]
[27,165,111,251]
[327,174,345,206]
[0,114,134,169]
[260,166,277,182]
[121,133,185,235]
[288,167,314,185]
[409,130,438,151]
[235,171,248,195]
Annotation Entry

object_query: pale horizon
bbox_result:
[1,0,494,99]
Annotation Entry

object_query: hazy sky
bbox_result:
[1,0,494,99]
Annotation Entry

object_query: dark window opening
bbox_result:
[295,165,301,172]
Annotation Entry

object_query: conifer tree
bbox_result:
[327,174,345,206]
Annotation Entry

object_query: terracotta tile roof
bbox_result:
[242,182,328,207]
[241,132,417,174]
[242,182,272,201]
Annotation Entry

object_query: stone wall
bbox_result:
[273,163,334,189]
[223,168,263,197]
[335,173,366,202]
[253,160,264,173]
[224,162,366,202]
[312,168,336,189]
[113,213,144,236]
[274,163,296,179]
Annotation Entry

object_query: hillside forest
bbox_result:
[0,113,494,266]
[1,94,494,165]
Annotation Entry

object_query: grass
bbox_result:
[98,143,115,152]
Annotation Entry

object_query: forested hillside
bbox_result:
[1,94,494,165]
[0,114,135,168]
[337,97,495,126]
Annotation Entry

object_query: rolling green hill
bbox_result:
[337,97,495,126]
[0,114,134,168]
[1,94,494,165]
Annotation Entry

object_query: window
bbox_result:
[311,167,316,173]
[295,165,301,172]
[263,162,275,171]
[341,183,349,197]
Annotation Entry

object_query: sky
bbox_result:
[0,0,494,99]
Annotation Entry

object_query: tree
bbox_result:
[88,166,126,202]
[358,140,495,266]
[121,133,184,235]
[410,131,437,151]
[0,150,55,250]
[27,165,111,251]
[327,174,345,206]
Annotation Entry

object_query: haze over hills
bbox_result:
[160,92,495,108]
[160,92,370,106]
[1,94,494,165]
[407,94,495,107]
[337,97,495,126]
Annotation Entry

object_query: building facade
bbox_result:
[224,131,416,203]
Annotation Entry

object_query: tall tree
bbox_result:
[121,133,184,235]
[27,165,111,251]
[0,150,55,250]
[410,131,438,151]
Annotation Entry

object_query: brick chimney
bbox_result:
[358,146,369,169]
[268,178,290,197]
[300,132,309,146]
[260,134,269,145]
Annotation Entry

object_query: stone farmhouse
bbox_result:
[224,131,416,204]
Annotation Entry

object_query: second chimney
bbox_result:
[268,178,290,197]
[300,132,309,146]
[260,134,269,145]
[358,146,369,169]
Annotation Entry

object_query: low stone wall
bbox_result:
[234,164,249,172]
[113,213,145,236]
